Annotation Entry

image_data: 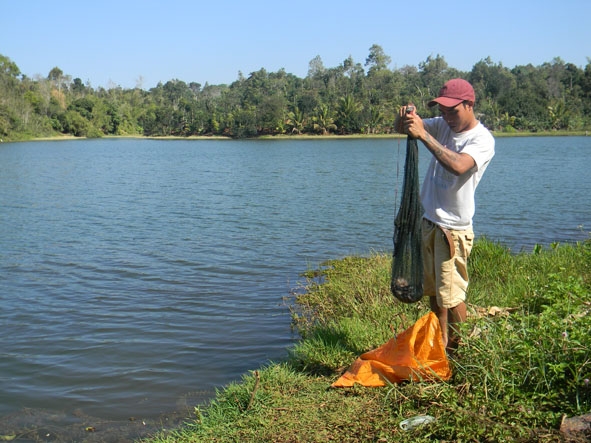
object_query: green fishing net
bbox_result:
[391,136,423,303]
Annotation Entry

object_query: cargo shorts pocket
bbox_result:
[452,230,474,259]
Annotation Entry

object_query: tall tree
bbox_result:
[307,55,325,78]
[0,54,21,78]
[365,44,391,75]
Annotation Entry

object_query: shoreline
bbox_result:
[2,130,589,144]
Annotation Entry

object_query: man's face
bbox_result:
[438,102,474,133]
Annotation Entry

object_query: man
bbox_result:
[395,78,495,352]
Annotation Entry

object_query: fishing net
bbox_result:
[391,136,423,303]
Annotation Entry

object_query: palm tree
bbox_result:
[365,105,384,134]
[312,104,337,135]
[337,94,363,134]
[286,106,306,134]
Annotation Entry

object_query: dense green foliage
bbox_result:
[1,48,591,140]
[145,239,591,442]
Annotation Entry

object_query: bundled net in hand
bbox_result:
[391,136,423,303]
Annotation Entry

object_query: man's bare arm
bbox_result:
[421,131,475,176]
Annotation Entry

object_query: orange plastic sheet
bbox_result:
[332,312,451,387]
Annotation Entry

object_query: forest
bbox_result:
[1,45,590,140]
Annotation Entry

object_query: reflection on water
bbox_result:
[0,136,590,440]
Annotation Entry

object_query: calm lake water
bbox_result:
[1,136,590,440]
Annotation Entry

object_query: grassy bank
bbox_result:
[145,238,591,442]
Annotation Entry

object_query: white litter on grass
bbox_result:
[399,415,436,431]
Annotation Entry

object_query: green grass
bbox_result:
[144,238,591,442]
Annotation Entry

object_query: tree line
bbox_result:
[1,45,590,141]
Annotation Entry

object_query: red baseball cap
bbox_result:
[428,78,475,107]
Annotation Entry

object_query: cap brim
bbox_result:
[428,97,464,108]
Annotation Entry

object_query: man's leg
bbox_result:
[430,297,466,351]
[434,227,473,352]
[430,296,449,347]
[447,301,467,352]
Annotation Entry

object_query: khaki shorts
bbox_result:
[422,218,474,309]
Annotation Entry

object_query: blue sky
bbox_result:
[2,0,590,89]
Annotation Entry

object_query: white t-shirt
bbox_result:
[420,117,495,231]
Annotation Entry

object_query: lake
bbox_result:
[1,136,590,440]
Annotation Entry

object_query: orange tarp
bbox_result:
[332,312,451,387]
